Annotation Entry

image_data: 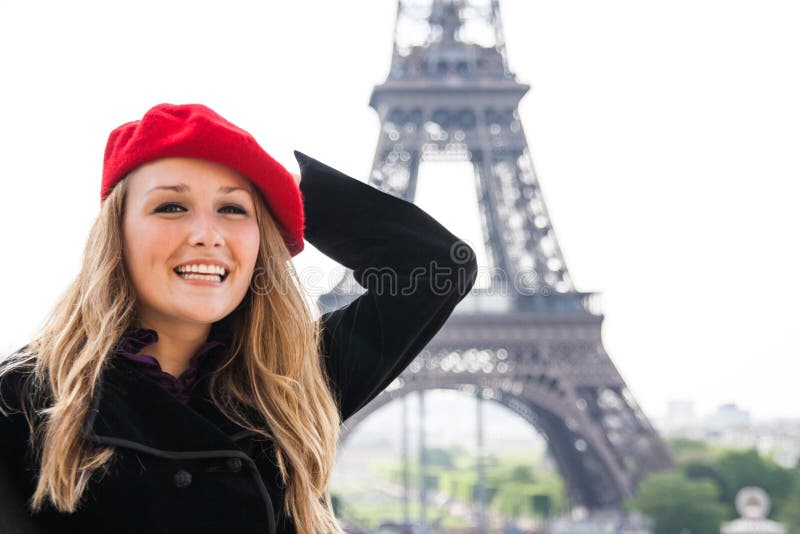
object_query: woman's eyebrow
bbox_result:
[146,184,248,194]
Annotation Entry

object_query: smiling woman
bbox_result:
[0,103,477,534]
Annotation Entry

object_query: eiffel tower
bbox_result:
[318,0,675,513]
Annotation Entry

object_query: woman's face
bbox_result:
[122,157,260,330]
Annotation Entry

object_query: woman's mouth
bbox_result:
[173,264,229,283]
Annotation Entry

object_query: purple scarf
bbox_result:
[114,327,226,404]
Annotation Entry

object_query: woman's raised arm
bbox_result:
[294,151,478,422]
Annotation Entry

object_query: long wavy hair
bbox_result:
[0,171,344,533]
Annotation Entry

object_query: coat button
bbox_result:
[174,469,192,488]
[226,457,243,473]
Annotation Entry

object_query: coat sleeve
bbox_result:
[294,151,478,422]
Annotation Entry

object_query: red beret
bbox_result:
[101,103,304,256]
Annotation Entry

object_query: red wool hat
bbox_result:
[101,103,304,256]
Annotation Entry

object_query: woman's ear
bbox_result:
[291,172,301,185]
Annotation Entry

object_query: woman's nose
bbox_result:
[189,211,225,248]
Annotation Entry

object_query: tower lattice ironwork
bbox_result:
[318,0,674,510]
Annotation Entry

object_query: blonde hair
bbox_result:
[0,173,344,533]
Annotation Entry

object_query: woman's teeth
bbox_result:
[174,264,228,282]
[178,273,223,281]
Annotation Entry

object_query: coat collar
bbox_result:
[82,353,259,453]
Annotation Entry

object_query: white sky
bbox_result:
[1,1,798,422]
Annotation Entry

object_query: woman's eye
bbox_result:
[220,205,248,215]
[155,203,186,213]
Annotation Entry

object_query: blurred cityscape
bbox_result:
[656,401,800,470]
[329,392,799,533]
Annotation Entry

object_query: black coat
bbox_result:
[0,151,478,534]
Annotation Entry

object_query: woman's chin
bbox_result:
[168,304,233,326]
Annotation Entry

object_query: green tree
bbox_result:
[714,448,794,517]
[509,464,536,483]
[627,470,727,534]
[774,465,800,532]
[682,460,729,504]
